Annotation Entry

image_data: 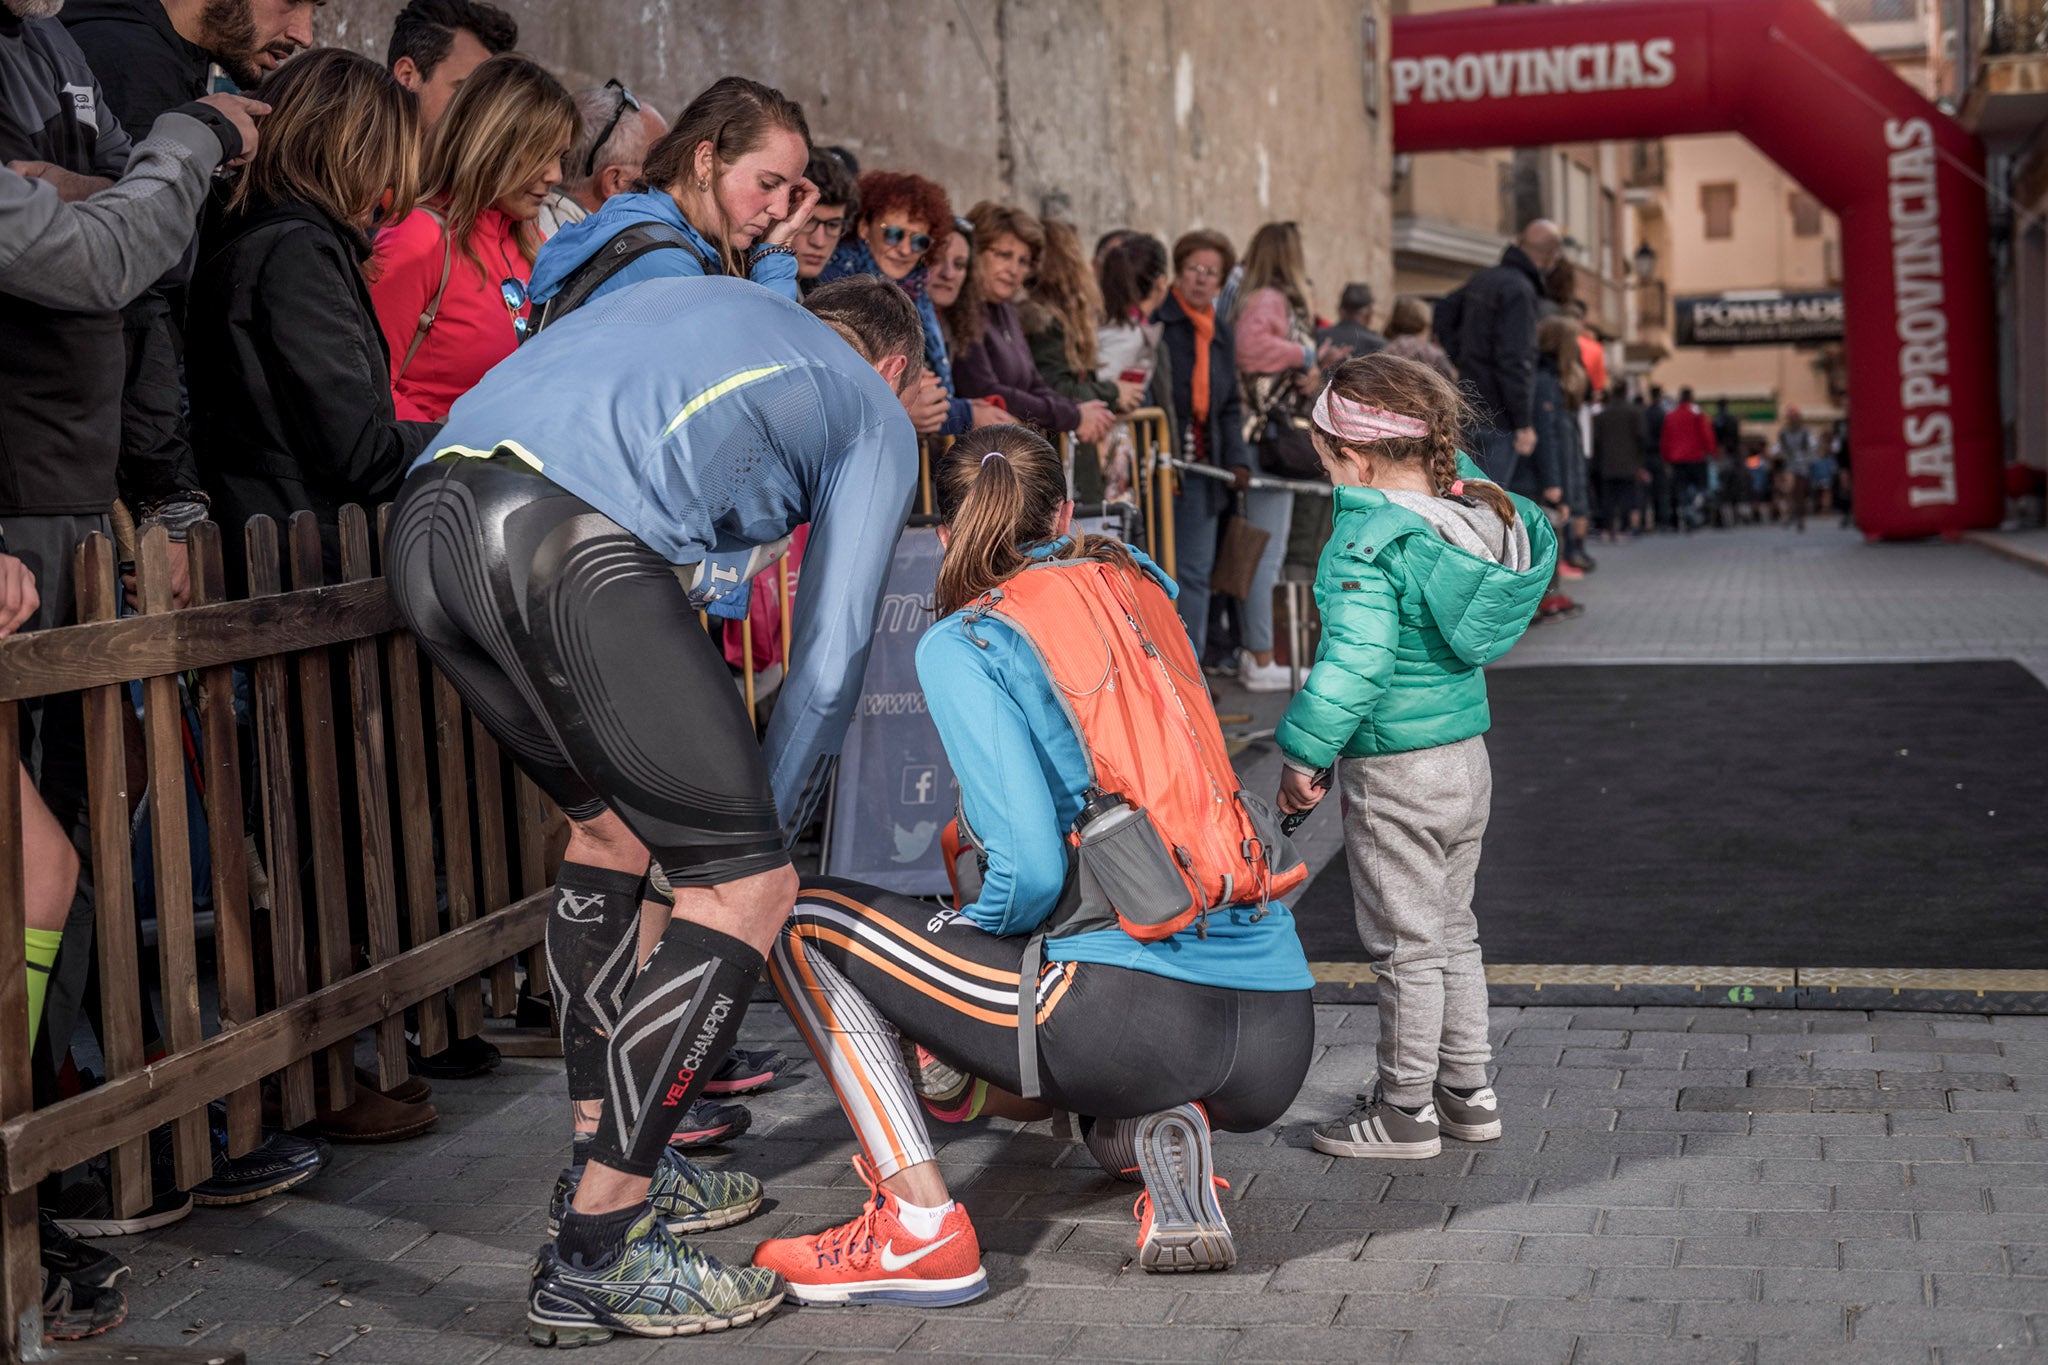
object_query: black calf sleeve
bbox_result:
[590,918,762,1177]
[545,862,647,1102]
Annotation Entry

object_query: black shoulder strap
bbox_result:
[531,221,715,333]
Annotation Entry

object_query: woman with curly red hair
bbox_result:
[820,171,1007,435]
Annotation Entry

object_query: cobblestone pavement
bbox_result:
[100,1006,2048,1364]
[90,522,2048,1364]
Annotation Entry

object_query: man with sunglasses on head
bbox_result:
[538,79,668,241]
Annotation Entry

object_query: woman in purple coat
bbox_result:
[951,201,1114,445]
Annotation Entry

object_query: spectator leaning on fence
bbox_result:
[371,54,576,423]
[953,200,1115,444]
[528,75,818,319]
[538,80,667,240]
[386,0,517,132]
[186,48,440,596]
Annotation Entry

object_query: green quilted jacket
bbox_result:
[1274,469,1556,767]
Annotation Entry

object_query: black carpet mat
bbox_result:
[1289,662,2048,970]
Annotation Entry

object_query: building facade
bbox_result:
[321,0,1396,326]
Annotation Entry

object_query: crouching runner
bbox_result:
[385,275,922,1345]
[751,427,1317,1306]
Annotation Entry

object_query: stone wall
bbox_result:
[320,0,1393,317]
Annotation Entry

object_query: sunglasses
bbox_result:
[501,276,531,343]
[880,224,932,254]
[583,78,639,180]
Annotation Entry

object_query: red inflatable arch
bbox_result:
[1390,0,2000,540]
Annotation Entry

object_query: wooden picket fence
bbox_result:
[0,506,556,1363]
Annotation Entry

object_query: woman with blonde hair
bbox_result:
[370,54,575,421]
[1021,219,1144,498]
[188,46,439,596]
[1229,221,1349,690]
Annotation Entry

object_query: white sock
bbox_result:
[893,1195,955,1241]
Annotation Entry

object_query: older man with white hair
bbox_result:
[538,79,668,239]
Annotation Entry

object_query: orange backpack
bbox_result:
[944,555,1307,943]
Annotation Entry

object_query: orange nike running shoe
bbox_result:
[753,1157,988,1307]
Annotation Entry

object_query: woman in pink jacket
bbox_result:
[371,55,576,422]
[1227,222,1348,691]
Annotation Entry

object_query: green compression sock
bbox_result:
[24,927,61,1049]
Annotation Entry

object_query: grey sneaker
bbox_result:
[1433,1082,1503,1142]
[527,1208,784,1346]
[1133,1102,1235,1273]
[549,1146,763,1237]
[1311,1084,1442,1159]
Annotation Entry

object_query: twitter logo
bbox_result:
[891,820,938,864]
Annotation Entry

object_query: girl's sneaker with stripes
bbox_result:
[1310,1083,1442,1159]
[752,1158,988,1308]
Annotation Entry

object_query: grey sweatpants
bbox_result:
[1338,735,1493,1107]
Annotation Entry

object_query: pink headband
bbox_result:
[1312,388,1430,443]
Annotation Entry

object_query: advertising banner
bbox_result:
[1673,291,1845,346]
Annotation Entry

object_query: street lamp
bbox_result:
[1633,240,1658,283]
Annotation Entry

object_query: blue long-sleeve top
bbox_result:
[818,238,972,435]
[528,189,800,310]
[420,275,916,838]
[915,543,1314,992]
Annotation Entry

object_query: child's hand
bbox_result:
[1277,765,1327,816]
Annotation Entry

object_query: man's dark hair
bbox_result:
[1679,387,1695,403]
[807,147,858,218]
[387,0,518,78]
[1338,282,1374,317]
[805,276,925,387]
[1650,384,1665,400]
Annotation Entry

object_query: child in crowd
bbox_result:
[1274,353,1556,1158]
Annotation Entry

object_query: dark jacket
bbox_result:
[1514,358,1571,499]
[1443,244,1543,433]
[186,196,438,592]
[1317,319,1387,358]
[1151,291,1250,469]
[63,0,212,136]
[1592,399,1649,480]
[0,12,153,517]
[952,301,1082,432]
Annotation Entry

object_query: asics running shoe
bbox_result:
[1132,1102,1235,1273]
[1433,1082,1503,1142]
[704,1048,784,1096]
[39,1213,127,1291]
[671,1097,752,1149]
[1311,1082,1443,1159]
[548,1145,763,1237]
[753,1157,987,1307]
[527,1208,784,1346]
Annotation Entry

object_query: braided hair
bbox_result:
[1319,353,1517,525]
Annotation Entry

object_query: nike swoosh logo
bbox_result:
[878,1232,958,1272]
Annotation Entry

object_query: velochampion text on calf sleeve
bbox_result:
[544,862,648,1103]
[589,918,764,1178]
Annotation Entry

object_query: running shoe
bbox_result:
[904,1043,967,1103]
[527,1207,785,1346]
[192,1104,324,1206]
[39,1212,128,1291]
[1311,1082,1442,1159]
[703,1048,784,1096]
[1238,651,1295,693]
[752,1157,987,1307]
[1132,1102,1235,1273]
[548,1145,763,1237]
[41,1269,125,1342]
[46,1174,191,1239]
[1433,1082,1503,1142]
[671,1097,751,1149]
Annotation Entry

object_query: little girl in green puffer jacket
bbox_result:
[1274,352,1556,1161]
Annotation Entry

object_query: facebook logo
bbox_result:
[901,765,938,805]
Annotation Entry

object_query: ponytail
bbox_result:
[933,428,1138,616]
